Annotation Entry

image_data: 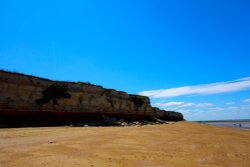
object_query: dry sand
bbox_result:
[0,122,250,167]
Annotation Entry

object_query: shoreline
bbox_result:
[198,120,250,130]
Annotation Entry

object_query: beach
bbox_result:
[0,122,250,167]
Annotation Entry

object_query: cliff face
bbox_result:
[0,70,183,125]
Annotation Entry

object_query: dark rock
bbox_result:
[102,115,117,126]
[0,124,8,128]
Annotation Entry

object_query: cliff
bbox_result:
[0,70,183,126]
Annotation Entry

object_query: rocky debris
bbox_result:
[68,116,171,127]
[132,121,140,125]
[153,117,169,124]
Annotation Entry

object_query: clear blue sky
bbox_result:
[1,0,250,120]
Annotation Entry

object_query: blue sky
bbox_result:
[0,0,250,120]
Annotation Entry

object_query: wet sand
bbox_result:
[202,121,250,130]
[0,122,250,167]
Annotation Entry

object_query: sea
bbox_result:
[197,119,250,130]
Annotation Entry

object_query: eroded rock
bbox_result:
[0,70,184,126]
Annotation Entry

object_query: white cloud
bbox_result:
[227,107,239,110]
[195,103,214,107]
[209,107,225,112]
[156,102,185,107]
[226,102,235,105]
[240,105,250,110]
[156,102,213,108]
[243,99,250,103]
[139,77,250,98]
[176,109,191,114]
[163,108,179,111]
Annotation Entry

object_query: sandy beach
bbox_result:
[0,122,250,167]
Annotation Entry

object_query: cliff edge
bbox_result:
[0,70,183,126]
